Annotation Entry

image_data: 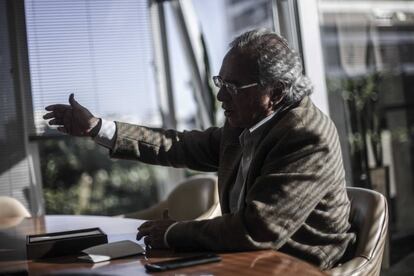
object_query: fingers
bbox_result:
[43,112,55,120]
[137,222,162,249]
[44,105,70,122]
[44,106,71,134]
[144,236,151,248]
[69,93,81,109]
[136,220,174,249]
[136,230,145,241]
[48,118,64,126]
[142,230,166,249]
[43,96,79,135]
[137,221,151,240]
[45,104,71,112]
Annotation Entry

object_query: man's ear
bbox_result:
[269,84,284,109]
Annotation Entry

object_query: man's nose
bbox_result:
[216,87,230,102]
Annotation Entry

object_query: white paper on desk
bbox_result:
[78,240,144,263]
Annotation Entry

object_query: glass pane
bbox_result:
[164,3,198,131]
[39,137,164,215]
[24,0,166,215]
[191,0,275,125]
[24,0,160,135]
[0,0,32,209]
[318,0,414,268]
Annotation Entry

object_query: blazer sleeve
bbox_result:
[167,120,336,251]
[109,122,222,172]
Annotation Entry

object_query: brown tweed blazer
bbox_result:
[110,96,356,269]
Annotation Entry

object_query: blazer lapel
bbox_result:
[218,124,243,213]
[218,144,242,213]
[242,99,305,199]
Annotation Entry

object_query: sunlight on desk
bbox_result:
[0,215,327,275]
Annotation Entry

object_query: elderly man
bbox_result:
[44,29,355,269]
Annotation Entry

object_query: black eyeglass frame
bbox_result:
[212,75,258,96]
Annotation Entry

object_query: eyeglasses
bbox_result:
[212,75,258,96]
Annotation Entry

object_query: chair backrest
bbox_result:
[122,175,221,221]
[167,175,221,221]
[328,187,388,276]
[0,196,31,229]
[0,196,31,218]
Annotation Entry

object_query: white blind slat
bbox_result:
[25,0,161,134]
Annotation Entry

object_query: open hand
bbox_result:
[43,93,100,137]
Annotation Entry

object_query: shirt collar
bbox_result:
[249,111,277,133]
[238,111,277,147]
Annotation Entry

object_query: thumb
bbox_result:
[69,93,81,109]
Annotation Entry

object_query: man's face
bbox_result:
[217,50,274,128]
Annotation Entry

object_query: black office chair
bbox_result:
[328,187,388,276]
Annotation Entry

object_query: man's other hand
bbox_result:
[43,93,100,137]
[137,219,176,249]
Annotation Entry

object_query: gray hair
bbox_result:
[229,28,312,105]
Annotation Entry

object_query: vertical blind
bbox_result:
[24,0,160,135]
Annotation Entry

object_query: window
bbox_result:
[25,0,160,135]
[0,0,33,211]
[23,0,166,215]
[317,0,414,268]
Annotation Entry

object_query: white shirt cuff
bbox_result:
[93,119,116,149]
[164,222,179,248]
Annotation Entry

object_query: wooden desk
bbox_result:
[0,215,326,275]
